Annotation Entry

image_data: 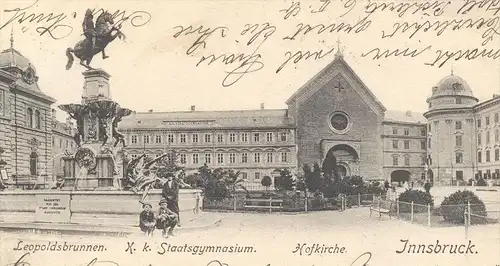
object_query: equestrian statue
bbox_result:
[66,9,127,70]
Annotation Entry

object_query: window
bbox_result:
[0,90,4,116]
[280,132,288,141]
[217,153,224,164]
[180,154,187,164]
[404,156,410,166]
[155,135,162,143]
[241,133,248,142]
[487,131,491,144]
[478,134,482,145]
[29,152,38,175]
[404,128,409,136]
[144,135,150,144]
[456,135,462,146]
[421,156,426,165]
[65,140,68,148]
[421,173,426,180]
[27,108,33,127]
[404,140,410,149]
[428,141,431,149]
[392,140,398,149]
[456,171,464,180]
[266,132,273,142]
[59,139,62,148]
[241,153,248,163]
[456,97,462,104]
[478,151,482,163]
[456,152,463,163]
[486,150,491,162]
[229,153,236,163]
[495,113,499,123]
[180,134,186,143]
[455,121,462,130]
[131,135,138,144]
[204,134,211,143]
[281,152,288,163]
[486,116,490,125]
[35,110,41,129]
[428,124,432,132]
[229,133,236,142]
[392,156,398,166]
[496,129,499,142]
[254,153,261,163]
[241,172,248,179]
[253,133,260,142]
[254,172,261,180]
[192,134,199,143]
[477,118,482,128]
[167,134,174,143]
[392,127,398,135]
[193,154,199,164]
[495,149,499,161]
[266,152,273,163]
[217,134,224,143]
[421,140,426,149]
[204,153,211,164]
[420,128,426,136]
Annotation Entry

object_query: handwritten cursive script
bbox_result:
[4,252,119,266]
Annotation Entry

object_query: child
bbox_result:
[156,198,178,238]
[139,203,156,236]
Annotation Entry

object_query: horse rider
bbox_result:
[82,9,97,59]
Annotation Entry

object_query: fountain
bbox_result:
[58,69,132,190]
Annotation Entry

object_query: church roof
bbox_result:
[384,110,426,124]
[430,74,476,99]
[119,109,294,130]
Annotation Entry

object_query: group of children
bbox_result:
[139,198,178,238]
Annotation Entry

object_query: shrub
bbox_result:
[440,190,487,224]
[476,178,487,186]
[261,176,272,190]
[397,189,434,213]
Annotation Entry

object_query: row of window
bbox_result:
[477,129,500,145]
[391,140,426,150]
[52,136,74,149]
[130,152,291,164]
[26,107,42,129]
[129,132,289,145]
[477,113,500,128]
[391,127,426,136]
[428,115,500,132]
[477,149,500,163]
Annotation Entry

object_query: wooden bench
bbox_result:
[369,199,394,219]
[244,198,283,212]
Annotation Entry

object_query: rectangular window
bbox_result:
[478,151,482,163]
[204,134,211,143]
[241,133,248,142]
[0,90,4,116]
[254,153,261,163]
[180,134,186,143]
[478,134,482,145]
[253,133,260,142]
[421,140,426,149]
[404,128,409,136]
[486,150,491,162]
[229,153,236,163]
[404,140,410,149]
[192,154,199,164]
[486,116,490,125]
[496,129,499,142]
[155,135,162,143]
[241,172,248,179]
[495,149,499,161]
[281,152,288,163]
[392,127,398,135]
[192,134,199,143]
[487,131,491,144]
[241,153,248,163]
[455,121,462,130]
[404,156,410,166]
[280,132,288,141]
[131,135,138,144]
[456,152,463,163]
[266,132,273,142]
[217,153,224,164]
[392,156,398,166]
[428,124,432,132]
[254,172,261,180]
[420,128,426,136]
[217,134,224,143]
[266,152,273,163]
[392,140,398,149]
[421,173,426,180]
[456,135,462,146]
[205,153,211,164]
[477,118,482,128]
[421,157,426,165]
[456,171,464,180]
[495,113,499,123]
[180,154,187,164]
[167,134,174,143]
[229,133,236,142]
[144,135,150,144]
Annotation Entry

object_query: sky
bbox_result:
[0,0,499,121]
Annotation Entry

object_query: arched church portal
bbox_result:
[322,144,359,178]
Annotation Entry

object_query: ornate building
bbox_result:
[0,35,74,188]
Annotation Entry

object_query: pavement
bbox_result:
[0,211,222,237]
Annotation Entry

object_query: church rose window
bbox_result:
[329,111,351,134]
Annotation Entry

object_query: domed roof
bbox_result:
[0,47,36,72]
[431,74,475,98]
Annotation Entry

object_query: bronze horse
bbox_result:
[65,11,126,70]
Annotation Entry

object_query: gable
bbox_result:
[286,55,386,116]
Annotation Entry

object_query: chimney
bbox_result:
[405,110,412,117]
[493,94,500,98]
[190,105,196,112]
[148,109,153,113]
[260,103,265,110]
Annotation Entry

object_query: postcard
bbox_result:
[0,0,499,265]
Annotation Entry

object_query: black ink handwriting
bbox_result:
[425,47,500,67]
[3,253,119,266]
[277,46,336,73]
[283,16,372,41]
[364,0,451,18]
[457,0,500,16]
[92,8,152,28]
[340,0,358,17]
[173,25,229,55]
[361,45,432,60]
[350,252,372,266]
[240,23,276,45]
[279,2,301,20]
[311,0,331,14]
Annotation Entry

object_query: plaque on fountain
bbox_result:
[35,194,71,223]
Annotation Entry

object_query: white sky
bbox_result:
[1,0,499,121]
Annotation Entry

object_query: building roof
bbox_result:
[384,110,426,124]
[430,74,476,99]
[0,47,36,73]
[52,120,72,136]
[119,109,294,130]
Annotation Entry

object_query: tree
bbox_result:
[274,168,295,191]
[261,176,272,191]
[224,169,247,195]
